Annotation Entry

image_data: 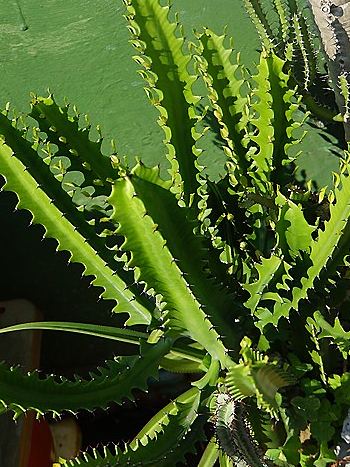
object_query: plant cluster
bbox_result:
[0,0,350,466]
[243,0,350,140]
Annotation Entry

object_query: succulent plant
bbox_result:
[0,0,350,465]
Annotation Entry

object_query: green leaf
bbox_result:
[309,311,350,357]
[225,339,293,416]
[30,95,116,182]
[124,0,201,204]
[250,154,350,332]
[128,386,209,466]
[130,386,200,448]
[247,51,300,189]
[275,191,314,258]
[218,451,234,466]
[0,339,171,418]
[291,396,320,422]
[314,443,337,467]
[225,364,256,400]
[328,373,350,405]
[290,155,350,311]
[310,420,335,444]
[244,255,283,312]
[0,109,113,259]
[154,414,207,466]
[198,438,219,467]
[0,128,151,326]
[109,175,231,367]
[0,321,147,345]
[129,163,239,348]
[28,95,113,221]
[159,352,206,374]
[58,385,202,466]
[226,362,292,417]
[196,28,248,184]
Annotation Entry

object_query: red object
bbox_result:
[27,417,54,467]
